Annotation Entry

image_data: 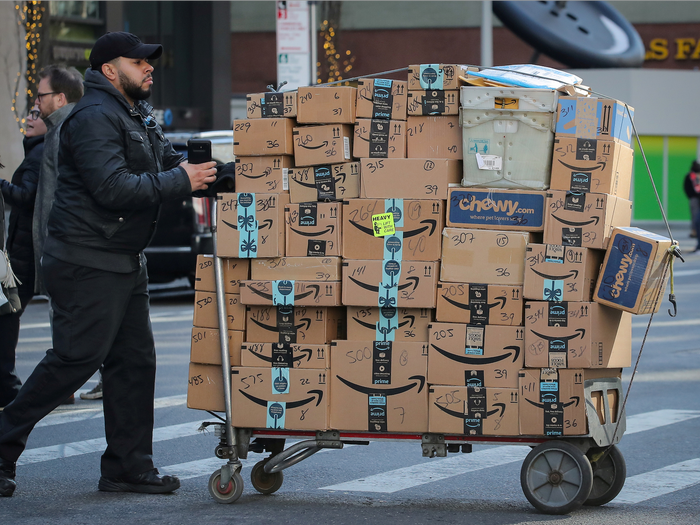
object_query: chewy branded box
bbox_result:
[353,119,407,159]
[524,301,631,369]
[343,198,444,261]
[356,78,408,121]
[190,328,244,366]
[297,86,357,124]
[187,363,226,412]
[251,257,342,282]
[436,282,523,326]
[406,116,462,160]
[428,386,519,436]
[407,90,460,116]
[447,188,546,232]
[524,244,604,302]
[288,162,360,203]
[441,228,532,285]
[330,341,429,432]
[246,91,298,119]
[360,158,461,200]
[346,306,433,342]
[246,305,344,344]
[285,202,342,257]
[233,118,295,156]
[342,260,439,308]
[594,227,674,314]
[549,136,633,199]
[293,124,353,167]
[240,343,330,369]
[232,367,329,431]
[428,323,524,388]
[240,280,341,307]
[216,193,289,259]
[544,190,632,250]
[194,255,250,294]
[235,156,294,194]
[408,64,471,91]
[192,291,245,331]
[555,96,634,146]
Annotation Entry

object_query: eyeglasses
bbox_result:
[27,109,40,120]
[36,91,59,100]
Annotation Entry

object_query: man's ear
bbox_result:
[102,62,118,81]
[55,92,68,109]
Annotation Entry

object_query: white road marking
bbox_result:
[631,318,700,328]
[614,458,700,504]
[624,370,700,383]
[161,457,257,480]
[624,410,700,434]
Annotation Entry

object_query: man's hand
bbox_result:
[181,160,217,192]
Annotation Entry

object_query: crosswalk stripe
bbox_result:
[614,458,700,504]
[624,409,700,434]
[161,457,257,480]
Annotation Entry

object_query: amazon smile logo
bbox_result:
[290,224,335,237]
[529,328,585,342]
[440,295,506,312]
[550,214,600,227]
[298,140,329,150]
[247,283,320,302]
[529,268,579,281]
[525,396,580,410]
[239,388,324,408]
[348,219,437,238]
[293,172,346,189]
[557,159,606,172]
[245,347,313,365]
[349,275,419,293]
[430,343,520,365]
[335,375,426,395]
[248,317,311,333]
[434,402,505,420]
[221,218,274,231]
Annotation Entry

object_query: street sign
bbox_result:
[276,1,311,91]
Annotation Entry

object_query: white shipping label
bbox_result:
[476,153,502,171]
[343,137,350,160]
[282,168,289,191]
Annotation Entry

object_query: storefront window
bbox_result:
[49,1,100,20]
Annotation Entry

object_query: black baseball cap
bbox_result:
[90,32,163,70]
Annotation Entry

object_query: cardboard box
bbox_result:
[190,328,244,366]
[240,280,341,307]
[406,116,462,160]
[293,124,353,167]
[297,86,357,124]
[194,255,250,294]
[549,136,633,199]
[330,341,429,432]
[246,91,298,119]
[233,118,295,156]
[285,202,342,257]
[428,386,519,436]
[436,282,523,326]
[428,323,524,388]
[523,245,604,302]
[544,190,632,250]
[407,90,460,116]
[216,193,289,259]
[288,162,360,203]
[342,260,439,308]
[251,257,342,282]
[441,228,532,285]
[246,305,345,344]
[192,291,246,331]
[408,64,471,90]
[187,363,226,412]
[232,367,329,430]
[234,156,294,194]
[360,158,461,200]
[353,119,407,159]
[524,301,631,369]
[555,96,634,146]
[356,78,408,121]
[240,343,330,369]
[346,306,433,342]
[594,227,674,314]
[446,188,546,232]
[343,199,444,261]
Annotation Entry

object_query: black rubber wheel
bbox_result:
[251,460,284,495]
[520,441,593,515]
[585,445,626,506]
[208,468,244,504]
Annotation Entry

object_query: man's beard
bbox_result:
[118,70,152,101]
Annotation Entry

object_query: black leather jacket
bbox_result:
[45,69,190,273]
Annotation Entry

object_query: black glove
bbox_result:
[192,162,236,198]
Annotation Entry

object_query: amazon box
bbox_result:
[446,188,546,232]
[524,245,604,302]
[342,199,444,261]
[297,86,357,124]
[187,363,227,412]
[330,341,429,433]
[293,124,353,167]
[232,367,329,431]
[353,119,407,159]
[246,91,298,119]
[407,90,460,116]
[428,386,519,436]
[233,118,295,156]
[555,96,634,146]
[251,257,342,282]
[288,162,360,203]
[192,291,245,331]
[408,64,472,91]
[216,193,289,259]
[346,306,433,342]
[593,227,674,314]
[441,228,533,285]
[246,305,345,344]
[406,116,462,159]
[524,301,631,369]
[240,343,330,369]
[190,328,244,366]
[235,156,294,194]
[543,190,632,250]
[285,202,342,257]
[549,136,633,199]
[356,78,408,121]
[360,158,461,200]
[240,280,341,307]
[342,260,439,308]
[428,323,524,388]
[436,282,523,326]
[194,255,250,294]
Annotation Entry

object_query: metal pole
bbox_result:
[310,1,318,85]
[481,0,493,68]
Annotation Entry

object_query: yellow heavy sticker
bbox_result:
[371,213,395,237]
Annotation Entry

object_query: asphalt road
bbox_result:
[2,223,700,524]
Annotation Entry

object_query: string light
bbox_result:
[12,1,45,133]
[318,17,355,85]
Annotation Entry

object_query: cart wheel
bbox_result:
[520,441,593,515]
[208,469,244,504]
[251,460,284,495]
[585,445,626,506]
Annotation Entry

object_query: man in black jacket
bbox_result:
[0,32,217,497]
